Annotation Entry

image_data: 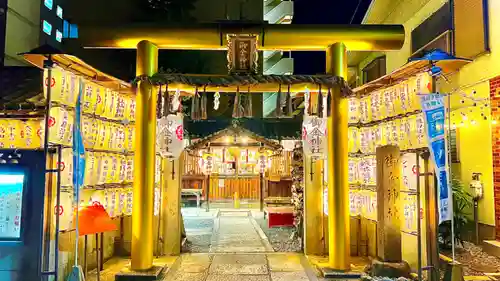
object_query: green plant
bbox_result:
[438,177,473,249]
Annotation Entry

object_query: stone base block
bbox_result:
[319,267,363,279]
[368,259,411,278]
[115,266,164,281]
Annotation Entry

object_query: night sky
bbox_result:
[292,0,372,74]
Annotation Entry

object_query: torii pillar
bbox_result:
[326,42,350,271]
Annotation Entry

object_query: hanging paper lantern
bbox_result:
[348,127,359,153]
[63,71,79,107]
[202,153,214,175]
[383,88,396,117]
[44,67,65,104]
[124,125,135,152]
[82,81,97,114]
[415,113,427,148]
[399,118,409,150]
[372,125,383,149]
[360,96,372,123]
[348,98,360,124]
[52,148,74,187]
[125,156,134,183]
[348,157,359,184]
[84,152,97,186]
[114,94,127,120]
[107,154,119,183]
[0,119,8,148]
[157,114,184,158]
[94,86,106,116]
[371,91,383,121]
[117,155,127,183]
[359,127,370,154]
[125,187,133,216]
[103,89,118,119]
[302,116,327,158]
[21,120,42,149]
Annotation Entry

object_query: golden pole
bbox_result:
[326,42,350,271]
[131,40,158,271]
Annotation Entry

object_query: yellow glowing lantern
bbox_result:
[47,106,69,145]
[44,67,65,104]
[124,124,135,151]
[63,72,79,107]
[82,81,97,114]
[114,94,127,120]
[348,127,359,153]
[0,119,8,148]
[125,156,134,183]
[360,96,372,123]
[348,157,359,184]
[103,89,118,119]
[84,152,96,186]
[6,120,21,149]
[371,91,384,121]
[94,86,106,116]
[125,97,136,121]
[348,98,360,124]
[372,125,383,149]
[117,155,127,183]
[107,154,119,183]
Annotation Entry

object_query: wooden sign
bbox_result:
[376,145,402,262]
[227,34,258,74]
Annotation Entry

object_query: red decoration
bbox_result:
[45,77,56,87]
[73,202,117,236]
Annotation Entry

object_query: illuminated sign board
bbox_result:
[0,173,25,240]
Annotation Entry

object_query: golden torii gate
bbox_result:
[78,22,404,272]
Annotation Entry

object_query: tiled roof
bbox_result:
[0,66,45,111]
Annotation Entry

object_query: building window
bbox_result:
[362,56,386,84]
[450,128,460,163]
[453,0,489,58]
[411,2,452,55]
[42,20,52,35]
[44,0,52,10]
[56,6,63,19]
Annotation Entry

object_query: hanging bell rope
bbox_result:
[317,84,322,117]
[286,84,292,116]
[233,86,240,118]
[323,88,332,118]
[163,83,170,117]
[324,88,330,118]
[156,84,163,119]
[276,84,282,117]
[201,86,208,120]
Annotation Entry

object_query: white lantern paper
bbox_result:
[157,114,184,158]
[302,116,327,158]
[348,98,360,124]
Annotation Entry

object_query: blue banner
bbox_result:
[420,94,452,223]
[73,79,86,202]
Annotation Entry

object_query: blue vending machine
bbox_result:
[0,150,47,281]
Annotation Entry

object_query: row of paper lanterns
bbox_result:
[348,113,427,154]
[0,119,43,149]
[348,72,432,124]
[349,189,419,230]
[47,106,136,152]
[44,68,136,121]
[55,148,162,187]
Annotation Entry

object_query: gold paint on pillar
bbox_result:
[304,157,327,255]
[162,154,183,256]
[326,42,350,270]
[131,40,158,271]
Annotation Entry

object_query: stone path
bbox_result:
[162,253,318,281]
[210,211,273,253]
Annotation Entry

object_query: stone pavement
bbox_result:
[210,211,274,253]
[162,253,319,281]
